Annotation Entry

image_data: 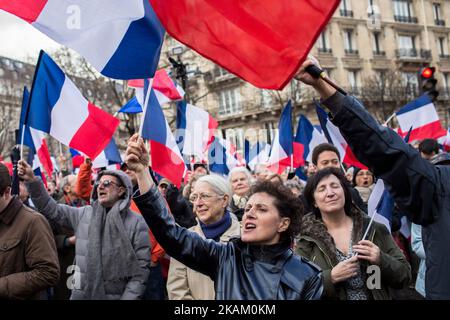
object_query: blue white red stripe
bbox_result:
[267,101,293,174]
[176,101,218,158]
[316,103,368,170]
[26,51,120,160]
[396,94,447,141]
[367,179,394,232]
[247,142,271,171]
[208,136,238,176]
[294,114,327,166]
[140,85,186,187]
[0,0,164,79]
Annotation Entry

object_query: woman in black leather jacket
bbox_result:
[126,134,323,300]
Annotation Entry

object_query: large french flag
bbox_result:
[208,136,238,176]
[267,101,293,174]
[396,95,447,141]
[140,86,186,187]
[316,103,368,170]
[17,87,53,179]
[0,0,164,79]
[26,51,120,160]
[128,69,185,105]
[176,101,218,158]
[294,114,328,166]
[149,0,340,89]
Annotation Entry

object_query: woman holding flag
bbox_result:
[297,167,411,300]
[125,134,323,300]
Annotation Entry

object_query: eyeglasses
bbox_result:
[96,180,121,188]
[189,193,221,204]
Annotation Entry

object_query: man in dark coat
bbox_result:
[296,58,450,300]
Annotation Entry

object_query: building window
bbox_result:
[218,87,242,116]
[393,0,417,23]
[264,122,275,144]
[372,32,384,55]
[318,30,332,53]
[402,72,419,95]
[347,70,360,94]
[438,37,449,57]
[261,90,273,108]
[344,29,358,54]
[442,73,449,94]
[340,0,353,17]
[433,3,445,26]
[397,35,416,57]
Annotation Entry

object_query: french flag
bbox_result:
[367,179,394,232]
[140,83,186,187]
[128,69,185,104]
[176,101,218,158]
[70,148,84,170]
[316,103,368,170]
[26,51,120,160]
[267,101,293,174]
[149,0,340,89]
[294,114,328,166]
[91,138,122,169]
[247,142,271,171]
[396,95,447,141]
[17,87,53,178]
[0,0,164,79]
[117,97,143,114]
[208,137,238,176]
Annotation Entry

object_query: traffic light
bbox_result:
[420,67,439,101]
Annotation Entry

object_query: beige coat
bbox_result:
[167,217,241,300]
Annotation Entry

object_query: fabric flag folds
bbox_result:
[26,51,120,160]
[17,86,53,179]
[0,0,164,79]
[367,179,394,232]
[316,103,368,170]
[91,138,123,169]
[208,137,238,176]
[247,142,271,171]
[294,114,328,166]
[267,101,293,174]
[396,94,447,141]
[118,97,143,114]
[149,0,340,89]
[176,101,218,158]
[140,86,185,187]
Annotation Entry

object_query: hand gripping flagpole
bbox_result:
[305,65,348,96]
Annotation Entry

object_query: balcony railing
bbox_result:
[435,19,446,26]
[396,49,431,60]
[318,47,332,54]
[440,54,450,59]
[340,9,353,17]
[345,49,359,55]
[394,15,418,23]
[373,50,386,56]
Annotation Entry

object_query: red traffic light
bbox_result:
[421,67,435,79]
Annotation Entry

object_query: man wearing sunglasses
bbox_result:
[18,160,150,300]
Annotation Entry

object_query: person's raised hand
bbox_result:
[17,160,36,182]
[126,133,149,173]
[353,240,381,265]
[294,56,322,86]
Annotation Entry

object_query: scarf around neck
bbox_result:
[199,210,232,241]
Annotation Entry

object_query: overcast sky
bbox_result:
[0,11,61,63]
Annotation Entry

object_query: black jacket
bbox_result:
[134,186,323,300]
[322,92,450,300]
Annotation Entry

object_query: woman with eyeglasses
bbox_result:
[126,134,323,300]
[167,175,240,300]
[296,167,411,300]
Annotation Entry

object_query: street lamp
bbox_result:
[168,46,189,101]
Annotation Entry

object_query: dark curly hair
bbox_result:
[249,180,303,240]
[0,163,11,196]
[304,167,353,218]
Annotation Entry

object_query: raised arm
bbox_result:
[18,160,85,230]
[295,60,442,226]
[126,134,225,279]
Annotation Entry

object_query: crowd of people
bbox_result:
[1,57,449,300]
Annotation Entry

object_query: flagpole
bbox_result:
[383,113,396,126]
[290,154,294,172]
[59,142,63,156]
[139,78,154,136]
[20,124,26,160]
